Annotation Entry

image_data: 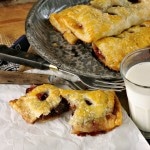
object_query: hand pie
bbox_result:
[60,88,122,135]
[90,0,131,12]
[92,21,150,71]
[49,1,150,44]
[9,84,70,123]
[9,84,122,135]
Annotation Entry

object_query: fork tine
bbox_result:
[79,80,125,91]
[94,79,125,86]
[78,75,125,91]
[102,79,124,83]
[82,81,124,89]
[71,81,124,91]
[88,87,124,92]
[81,84,124,91]
[66,79,125,91]
[91,83,125,89]
[71,81,89,90]
[65,79,123,91]
[98,77,123,81]
[65,80,85,90]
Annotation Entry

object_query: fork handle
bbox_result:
[0,45,79,82]
[0,45,50,70]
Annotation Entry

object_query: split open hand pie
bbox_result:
[9,84,122,135]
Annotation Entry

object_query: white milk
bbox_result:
[125,62,150,132]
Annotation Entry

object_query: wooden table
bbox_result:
[0,2,34,46]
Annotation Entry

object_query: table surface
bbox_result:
[0,2,34,46]
[0,1,149,145]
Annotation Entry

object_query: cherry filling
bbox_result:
[85,99,92,106]
[77,23,83,29]
[36,92,49,101]
[92,44,106,62]
[50,97,70,116]
[26,85,37,93]
[39,97,70,121]
[128,0,140,3]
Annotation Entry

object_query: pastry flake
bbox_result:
[9,84,122,135]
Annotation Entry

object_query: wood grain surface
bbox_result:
[0,0,37,7]
[0,2,34,46]
[0,70,50,84]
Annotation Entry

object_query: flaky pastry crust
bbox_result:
[9,84,122,135]
[9,84,63,123]
[92,21,150,71]
[60,89,122,134]
[90,0,131,12]
[49,1,150,44]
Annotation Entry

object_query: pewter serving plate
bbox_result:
[25,0,121,79]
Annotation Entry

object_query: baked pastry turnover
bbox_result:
[60,88,122,134]
[92,21,150,71]
[49,1,150,44]
[9,84,122,135]
[9,84,68,123]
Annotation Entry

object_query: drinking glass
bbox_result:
[120,47,150,134]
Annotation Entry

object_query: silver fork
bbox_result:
[0,45,125,91]
[63,74,125,91]
[64,80,88,90]
[49,68,125,91]
[64,79,124,91]
[77,75,125,91]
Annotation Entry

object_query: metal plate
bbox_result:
[25,0,121,79]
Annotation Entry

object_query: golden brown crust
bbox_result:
[9,84,63,123]
[9,84,122,135]
[49,1,150,44]
[92,21,150,71]
[50,10,78,44]
[90,0,131,12]
[60,89,122,134]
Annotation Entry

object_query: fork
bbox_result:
[59,70,125,91]
[76,76,124,91]
[0,44,125,91]
[64,79,124,91]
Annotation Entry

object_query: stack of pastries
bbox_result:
[49,0,150,71]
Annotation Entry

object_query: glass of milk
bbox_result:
[120,47,150,132]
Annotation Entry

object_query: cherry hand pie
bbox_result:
[92,21,150,71]
[49,0,150,71]
[49,1,150,44]
[9,84,122,135]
